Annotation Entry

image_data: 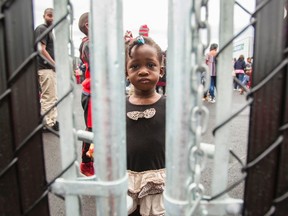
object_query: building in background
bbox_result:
[233,36,254,59]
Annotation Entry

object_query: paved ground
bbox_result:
[43,84,249,215]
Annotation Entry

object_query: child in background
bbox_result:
[239,57,252,95]
[78,12,94,176]
[126,36,166,216]
[156,50,167,95]
[124,30,134,94]
[124,30,134,45]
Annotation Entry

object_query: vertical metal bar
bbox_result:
[90,0,127,215]
[244,0,285,215]
[54,1,80,215]
[211,0,234,196]
[164,0,193,215]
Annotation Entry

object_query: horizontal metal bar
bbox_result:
[196,198,243,215]
[76,130,94,143]
[165,193,242,215]
[50,175,132,211]
[163,192,189,215]
[50,174,128,197]
[77,130,216,158]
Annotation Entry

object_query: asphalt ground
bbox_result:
[43,84,249,215]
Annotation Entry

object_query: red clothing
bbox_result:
[80,37,91,95]
[156,81,166,87]
[79,37,92,127]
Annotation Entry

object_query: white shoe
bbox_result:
[209,98,216,103]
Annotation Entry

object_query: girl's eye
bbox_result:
[147,63,155,68]
[130,64,139,70]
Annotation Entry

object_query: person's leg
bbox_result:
[156,85,160,93]
[238,73,244,83]
[38,69,57,127]
[81,127,93,163]
[209,76,215,99]
[162,85,166,95]
[129,206,141,216]
[80,94,94,176]
[235,73,240,89]
[238,73,244,91]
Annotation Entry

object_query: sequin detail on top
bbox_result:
[127,108,156,120]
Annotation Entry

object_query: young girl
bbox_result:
[126,36,166,216]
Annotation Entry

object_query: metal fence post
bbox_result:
[211,0,234,197]
[54,0,80,215]
[90,0,127,215]
[164,0,193,215]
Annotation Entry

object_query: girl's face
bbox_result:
[126,45,163,92]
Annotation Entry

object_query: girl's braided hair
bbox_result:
[126,36,163,64]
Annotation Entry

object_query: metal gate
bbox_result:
[0,0,287,215]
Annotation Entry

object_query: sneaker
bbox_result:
[209,98,216,103]
[80,162,95,176]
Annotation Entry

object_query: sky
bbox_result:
[33,0,255,56]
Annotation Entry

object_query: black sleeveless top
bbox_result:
[126,96,166,172]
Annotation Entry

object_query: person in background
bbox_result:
[78,12,95,176]
[233,54,246,90]
[126,36,166,216]
[79,61,86,82]
[124,30,134,94]
[124,30,134,45]
[239,57,252,95]
[34,8,59,131]
[205,43,218,103]
[246,57,252,69]
[156,50,167,95]
[139,24,150,37]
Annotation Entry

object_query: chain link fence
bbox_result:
[0,0,287,215]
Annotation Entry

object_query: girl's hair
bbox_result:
[78,12,89,36]
[126,36,163,65]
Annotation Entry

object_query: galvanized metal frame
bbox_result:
[53,0,81,215]
[164,0,193,215]
[212,0,234,197]
[90,0,127,214]
[1,0,287,215]
[49,0,128,215]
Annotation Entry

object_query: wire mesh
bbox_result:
[0,0,78,215]
[0,0,287,215]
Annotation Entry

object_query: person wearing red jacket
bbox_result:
[78,12,94,176]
